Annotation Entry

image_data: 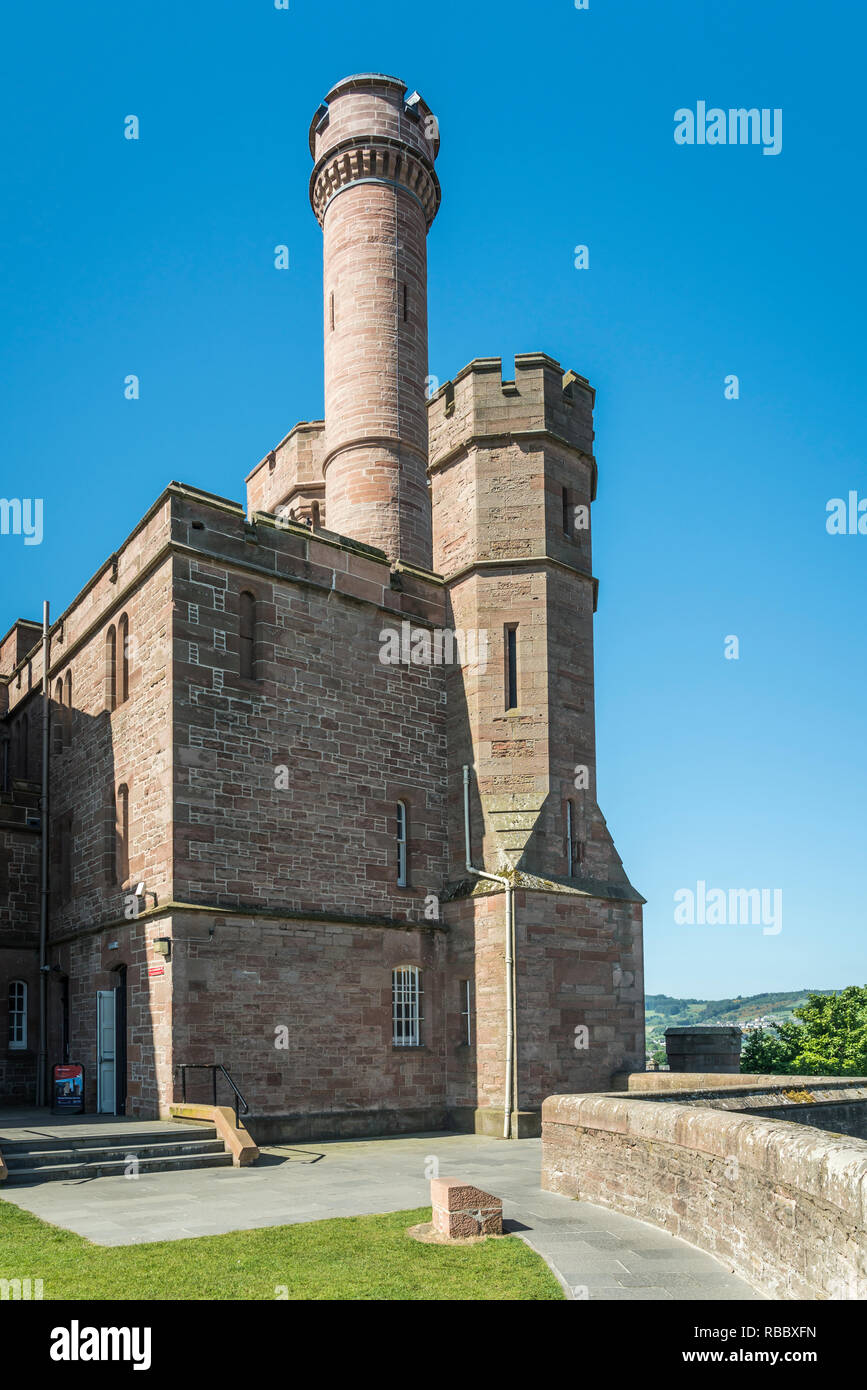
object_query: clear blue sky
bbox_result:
[1,1,864,998]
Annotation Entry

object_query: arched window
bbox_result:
[8,980,27,1050]
[392,966,422,1047]
[118,613,129,704]
[396,801,408,887]
[53,679,64,755]
[239,591,257,681]
[105,626,117,711]
[64,670,73,748]
[115,783,129,885]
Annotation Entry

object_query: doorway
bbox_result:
[96,966,127,1114]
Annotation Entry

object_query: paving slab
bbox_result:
[0,1128,762,1301]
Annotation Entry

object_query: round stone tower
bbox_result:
[309,74,440,569]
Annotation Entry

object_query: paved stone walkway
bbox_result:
[0,1128,761,1300]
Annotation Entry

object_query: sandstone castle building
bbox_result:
[0,74,644,1138]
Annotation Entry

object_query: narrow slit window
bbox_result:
[396,801,408,887]
[392,966,422,1047]
[53,680,64,755]
[116,783,129,885]
[566,798,575,876]
[8,980,27,1050]
[505,625,518,711]
[118,613,129,705]
[330,292,335,331]
[562,486,570,536]
[239,591,256,681]
[460,979,472,1046]
[64,671,72,748]
[15,715,28,780]
[57,812,73,900]
[105,626,117,711]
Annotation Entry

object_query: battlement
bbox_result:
[428,353,595,470]
[245,420,325,523]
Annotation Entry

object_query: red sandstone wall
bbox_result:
[168,909,447,1120]
[170,491,449,927]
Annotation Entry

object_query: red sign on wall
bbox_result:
[149,965,165,977]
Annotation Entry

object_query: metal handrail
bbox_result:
[175,1063,250,1129]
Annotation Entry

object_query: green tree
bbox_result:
[740,1026,797,1073]
[740,986,867,1076]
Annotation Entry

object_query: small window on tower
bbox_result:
[562,486,570,536]
[460,979,473,1046]
[505,625,518,712]
[566,798,575,876]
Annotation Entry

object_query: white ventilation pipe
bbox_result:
[463,764,516,1140]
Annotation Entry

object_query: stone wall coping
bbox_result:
[613,1071,867,1093]
[542,1092,867,1227]
[664,1024,743,1034]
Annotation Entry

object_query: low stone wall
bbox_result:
[542,1092,867,1299]
[611,1072,867,1140]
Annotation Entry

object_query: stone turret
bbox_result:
[429,354,635,898]
[308,73,441,569]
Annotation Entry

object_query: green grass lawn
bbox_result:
[0,1202,563,1300]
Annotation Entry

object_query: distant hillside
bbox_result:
[644,989,836,1058]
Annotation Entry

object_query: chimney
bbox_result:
[309,74,441,569]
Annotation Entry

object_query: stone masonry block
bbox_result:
[430,1177,503,1238]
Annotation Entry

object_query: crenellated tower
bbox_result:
[430,354,645,1129]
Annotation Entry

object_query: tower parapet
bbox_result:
[429,353,595,474]
[245,420,325,525]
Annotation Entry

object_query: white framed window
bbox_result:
[392,966,422,1047]
[8,980,27,1050]
[460,979,472,1046]
[396,801,408,887]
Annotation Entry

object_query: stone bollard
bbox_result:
[430,1178,503,1239]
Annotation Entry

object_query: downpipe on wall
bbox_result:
[462,764,516,1140]
[36,600,50,1107]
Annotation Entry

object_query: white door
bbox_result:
[96,989,116,1113]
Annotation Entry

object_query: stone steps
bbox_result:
[1,1126,232,1184]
